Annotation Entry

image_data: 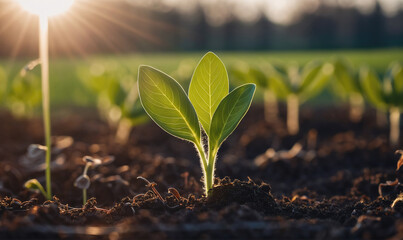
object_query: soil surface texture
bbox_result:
[0,105,402,239]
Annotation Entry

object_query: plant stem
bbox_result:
[83,189,87,206]
[287,94,299,135]
[39,15,52,200]
[390,107,400,147]
[349,93,364,123]
[195,142,209,196]
[264,90,278,123]
[206,146,217,196]
[115,118,132,144]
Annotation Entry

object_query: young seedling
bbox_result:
[6,63,42,118]
[24,144,49,199]
[74,156,103,206]
[231,63,278,123]
[360,63,403,147]
[78,62,148,144]
[138,52,256,196]
[332,59,365,122]
[262,61,334,135]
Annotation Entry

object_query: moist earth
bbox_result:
[0,105,402,239]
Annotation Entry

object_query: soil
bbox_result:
[0,105,403,239]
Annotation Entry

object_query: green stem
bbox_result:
[195,142,209,196]
[287,94,299,135]
[83,189,87,206]
[264,90,278,123]
[39,15,51,200]
[390,107,400,147]
[206,146,217,196]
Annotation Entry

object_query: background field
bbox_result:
[1,48,403,109]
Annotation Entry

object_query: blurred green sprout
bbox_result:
[231,62,278,123]
[360,62,403,146]
[78,61,148,144]
[332,59,365,122]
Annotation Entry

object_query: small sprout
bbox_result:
[74,175,91,190]
[83,156,102,166]
[24,179,47,198]
[77,62,148,144]
[360,63,403,146]
[75,155,113,206]
[332,59,364,122]
[138,52,256,196]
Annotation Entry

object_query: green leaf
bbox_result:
[138,65,201,143]
[360,66,387,110]
[391,63,403,104]
[189,52,229,134]
[248,67,268,88]
[299,61,322,93]
[263,63,291,100]
[209,84,256,152]
[299,63,333,102]
[24,179,47,198]
[333,59,359,93]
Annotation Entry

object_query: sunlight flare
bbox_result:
[16,0,75,16]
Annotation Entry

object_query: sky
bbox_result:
[127,0,403,25]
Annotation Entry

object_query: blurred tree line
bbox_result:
[0,0,402,57]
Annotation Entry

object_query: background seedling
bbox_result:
[0,65,6,106]
[24,144,49,199]
[24,179,47,199]
[360,63,403,147]
[262,61,334,135]
[74,156,105,206]
[78,61,148,144]
[231,62,278,123]
[138,52,256,196]
[331,59,365,122]
[6,63,42,118]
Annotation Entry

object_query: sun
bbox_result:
[16,0,75,16]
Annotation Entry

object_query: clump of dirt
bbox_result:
[207,177,276,212]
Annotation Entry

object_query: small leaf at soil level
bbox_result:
[209,84,256,151]
[138,65,200,143]
[189,52,229,134]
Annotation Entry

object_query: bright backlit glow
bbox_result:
[17,0,75,16]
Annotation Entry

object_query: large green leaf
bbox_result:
[138,65,201,143]
[209,84,256,152]
[189,52,229,134]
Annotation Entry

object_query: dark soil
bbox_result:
[0,105,402,239]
